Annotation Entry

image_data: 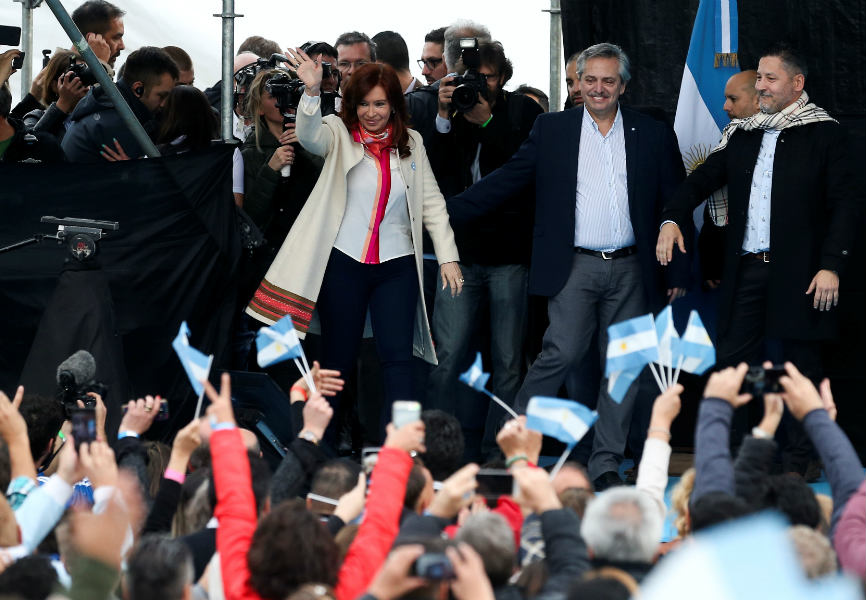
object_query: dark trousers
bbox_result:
[317,249,418,445]
[718,258,820,473]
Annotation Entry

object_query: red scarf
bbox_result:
[352,124,394,264]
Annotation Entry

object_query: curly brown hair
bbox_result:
[247,499,339,599]
[339,62,411,158]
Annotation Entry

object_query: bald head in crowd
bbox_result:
[723,70,759,120]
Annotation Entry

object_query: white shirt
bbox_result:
[574,106,635,251]
[232,111,251,142]
[741,129,779,253]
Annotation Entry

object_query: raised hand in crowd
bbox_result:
[100,137,131,162]
[77,391,107,442]
[286,47,323,95]
[383,419,426,455]
[203,372,235,426]
[496,415,542,467]
[79,440,118,490]
[0,49,20,86]
[85,32,111,64]
[333,472,367,524]
[364,544,427,600]
[778,362,835,421]
[167,417,201,474]
[427,463,479,519]
[648,383,683,442]
[119,394,163,436]
[0,385,36,482]
[447,543,496,600]
[704,362,752,407]
[513,462,562,514]
[55,71,89,114]
[301,392,334,445]
[755,363,784,437]
[56,434,83,485]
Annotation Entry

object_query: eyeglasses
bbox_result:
[417,57,443,70]
[336,59,370,72]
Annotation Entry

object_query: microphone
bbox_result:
[56,350,96,389]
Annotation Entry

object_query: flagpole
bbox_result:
[673,355,684,385]
[656,362,669,389]
[647,362,666,393]
[485,390,519,420]
[294,358,315,393]
[194,354,215,419]
[298,350,318,394]
[549,445,573,480]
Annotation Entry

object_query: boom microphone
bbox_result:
[56,349,96,389]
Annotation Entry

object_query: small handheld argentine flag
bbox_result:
[605,314,660,377]
[459,352,490,392]
[172,322,213,397]
[256,314,303,368]
[678,310,715,375]
[526,396,598,447]
[607,367,642,404]
[655,306,681,370]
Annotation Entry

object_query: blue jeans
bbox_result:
[427,262,528,453]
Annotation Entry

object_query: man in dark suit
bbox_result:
[447,43,687,489]
[657,43,863,473]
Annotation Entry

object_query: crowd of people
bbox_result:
[1,0,865,597]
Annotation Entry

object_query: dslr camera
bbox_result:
[64,55,99,87]
[264,71,306,125]
[448,38,488,112]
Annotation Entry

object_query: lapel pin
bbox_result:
[411,161,416,170]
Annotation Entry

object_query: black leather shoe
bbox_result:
[593,471,624,492]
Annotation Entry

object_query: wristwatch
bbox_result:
[299,430,320,446]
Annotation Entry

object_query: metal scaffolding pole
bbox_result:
[42,0,161,156]
[545,0,562,113]
[14,0,42,100]
[214,0,242,142]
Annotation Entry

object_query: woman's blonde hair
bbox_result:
[243,68,279,152]
[671,467,696,537]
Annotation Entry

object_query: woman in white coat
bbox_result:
[247,49,462,443]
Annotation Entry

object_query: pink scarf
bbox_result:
[352,124,394,264]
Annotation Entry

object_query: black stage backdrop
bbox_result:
[0,145,241,439]
[562,0,866,458]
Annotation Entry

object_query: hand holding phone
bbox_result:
[70,407,97,451]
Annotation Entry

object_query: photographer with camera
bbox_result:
[61,46,178,162]
[0,82,63,163]
[22,50,90,143]
[426,40,541,458]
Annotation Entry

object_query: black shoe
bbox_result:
[593,471,624,492]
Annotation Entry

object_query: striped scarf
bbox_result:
[707,91,836,226]
[352,124,394,264]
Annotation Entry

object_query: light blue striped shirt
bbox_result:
[741,129,779,253]
[574,106,635,251]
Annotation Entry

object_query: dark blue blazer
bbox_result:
[447,106,688,309]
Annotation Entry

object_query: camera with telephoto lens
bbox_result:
[448,38,488,112]
[264,71,306,124]
[65,55,99,87]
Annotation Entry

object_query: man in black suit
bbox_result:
[657,43,863,473]
[447,43,687,489]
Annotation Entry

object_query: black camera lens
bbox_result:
[452,84,479,112]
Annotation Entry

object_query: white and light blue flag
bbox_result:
[256,314,303,368]
[606,314,659,376]
[459,352,491,392]
[674,0,740,174]
[678,310,716,375]
[655,306,681,369]
[172,321,212,396]
[526,396,598,447]
[607,367,642,405]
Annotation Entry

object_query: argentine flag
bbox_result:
[526,396,598,447]
[607,367,642,405]
[459,352,491,392]
[256,314,303,368]
[605,314,659,377]
[674,0,740,173]
[655,306,681,369]
[678,310,716,375]
[172,321,213,396]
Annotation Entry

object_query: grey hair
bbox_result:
[789,525,837,579]
[126,535,194,600]
[575,42,631,83]
[443,19,492,72]
[455,512,515,586]
[580,487,662,563]
[334,31,377,62]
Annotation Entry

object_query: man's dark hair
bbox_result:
[0,555,58,600]
[478,41,513,86]
[690,492,752,533]
[71,0,124,36]
[420,409,464,481]
[372,31,410,71]
[302,41,338,61]
[208,450,271,515]
[334,31,377,62]
[514,84,549,112]
[237,35,282,59]
[126,535,193,600]
[157,85,218,150]
[121,46,179,88]
[310,459,361,512]
[762,41,808,78]
[425,27,447,45]
[404,458,428,512]
[247,499,339,598]
[19,393,65,466]
[0,83,11,119]
[763,474,821,528]
[162,45,193,71]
